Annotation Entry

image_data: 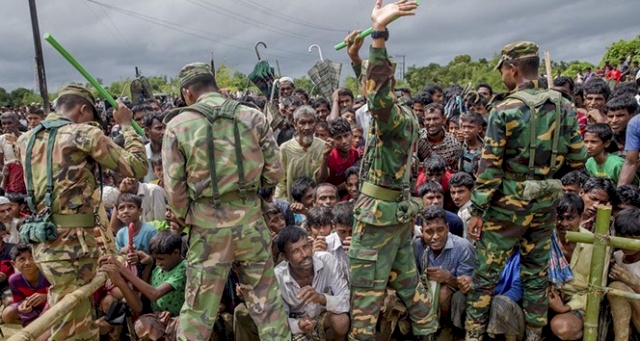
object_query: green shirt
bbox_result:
[150,260,186,316]
[585,153,636,185]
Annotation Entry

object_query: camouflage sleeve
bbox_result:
[255,111,283,188]
[162,125,188,223]
[471,108,507,215]
[563,104,587,169]
[364,47,397,126]
[88,125,148,178]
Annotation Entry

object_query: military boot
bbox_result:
[524,328,542,341]
[465,332,484,341]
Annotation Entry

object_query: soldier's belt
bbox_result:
[503,172,547,181]
[194,191,258,205]
[51,214,95,228]
[361,182,403,202]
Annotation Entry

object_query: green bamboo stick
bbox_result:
[334,0,421,51]
[43,33,145,136]
[583,205,611,341]
[572,281,640,301]
[565,231,640,251]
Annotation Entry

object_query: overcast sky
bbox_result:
[2,0,639,92]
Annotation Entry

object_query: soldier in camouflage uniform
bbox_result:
[345,1,435,340]
[464,42,587,341]
[16,84,148,341]
[163,63,291,341]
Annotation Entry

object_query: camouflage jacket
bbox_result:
[471,82,587,217]
[16,113,148,216]
[163,92,283,227]
[354,47,419,226]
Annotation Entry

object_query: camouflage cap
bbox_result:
[179,62,214,88]
[495,41,539,70]
[58,84,103,126]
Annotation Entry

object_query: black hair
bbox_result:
[423,83,443,97]
[459,112,485,127]
[475,83,493,96]
[583,177,616,203]
[10,243,31,261]
[464,92,488,108]
[131,104,153,115]
[614,208,640,236]
[417,180,444,197]
[337,88,354,100]
[449,172,475,190]
[291,177,316,202]
[276,225,309,254]
[443,85,463,104]
[611,82,639,99]
[614,185,640,209]
[351,124,363,134]
[420,205,446,223]
[312,183,338,201]
[448,114,460,127]
[557,192,585,217]
[305,206,333,228]
[315,120,329,132]
[143,111,165,128]
[117,192,142,209]
[424,102,444,116]
[56,94,93,113]
[311,97,331,111]
[423,154,447,174]
[412,92,433,106]
[504,56,540,77]
[553,76,575,93]
[182,74,218,93]
[293,88,309,103]
[328,117,352,137]
[264,202,283,216]
[332,201,354,227]
[345,166,359,181]
[537,76,549,90]
[150,153,163,167]
[585,123,613,143]
[149,230,183,255]
[280,96,303,108]
[560,170,590,188]
[584,79,611,101]
[258,187,274,201]
[605,95,639,115]
[6,192,25,205]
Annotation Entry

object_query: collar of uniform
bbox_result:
[195,91,223,104]
[283,254,325,285]
[516,80,538,92]
[45,112,72,123]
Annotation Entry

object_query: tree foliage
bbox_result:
[602,35,640,66]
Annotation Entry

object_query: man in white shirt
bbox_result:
[275,226,350,340]
[119,177,166,222]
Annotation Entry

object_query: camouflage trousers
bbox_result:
[39,257,99,341]
[176,222,291,341]
[465,209,554,334]
[348,221,436,341]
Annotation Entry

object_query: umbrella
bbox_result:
[248,42,276,97]
[548,229,574,287]
[307,44,342,100]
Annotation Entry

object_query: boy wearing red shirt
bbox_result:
[326,118,360,194]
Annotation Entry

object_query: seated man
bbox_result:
[608,207,640,341]
[275,226,350,341]
[415,180,464,237]
[550,193,610,341]
[414,206,475,324]
[2,244,50,329]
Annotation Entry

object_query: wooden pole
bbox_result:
[582,205,611,341]
[565,231,640,251]
[6,272,108,341]
[27,0,50,114]
[544,51,553,89]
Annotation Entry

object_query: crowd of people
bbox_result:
[2,1,640,341]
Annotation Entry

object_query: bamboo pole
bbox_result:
[572,281,640,301]
[565,232,640,251]
[6,272,108,341]
[544,51,553,88]
[582,205,611,341]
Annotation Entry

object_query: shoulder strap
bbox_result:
[24,120,72,213]
[186,99,245,207]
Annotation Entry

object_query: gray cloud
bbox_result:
[2,0,639,92]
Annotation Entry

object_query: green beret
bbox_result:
[179,62,214,88]
[495,41,539,70]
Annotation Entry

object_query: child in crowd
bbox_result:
[605,95,638,156]
[416,180,464,237]
[415,155,454,211]
[149,154,164,188]
[448,172,475,240]
[343,166,360,202]
[315,120,330,142]
[290,177,316,226]
[351,125,365,156]
[0,222,15,306]
[458,112,485,175]
[264,203,287,262]
[115,193,158,264]
[326,118,360,194]
[2,244,50,328]
[324,202,354,284]
[340,107,357,126]
[580,177,616,231]
[447,114,464,144]
[306,206,333,252]
[613,185,640,215]
[561,170,590,195]
[584,123,634,185]
[6,193,27,219]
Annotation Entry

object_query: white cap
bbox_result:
[0,197,10,205]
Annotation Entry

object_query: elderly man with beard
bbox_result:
[275,106,331,202]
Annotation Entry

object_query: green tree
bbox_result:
[601,35,640,66]
[0,87,9,106]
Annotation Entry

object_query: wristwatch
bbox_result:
[371,29,389,41]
